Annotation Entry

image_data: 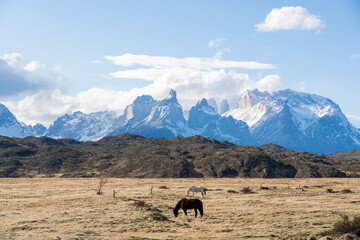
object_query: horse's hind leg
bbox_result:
[199,205,203,217]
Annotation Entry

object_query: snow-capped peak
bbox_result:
[223,88,358,153]
[133,95,156,105]
[163,89,177,101]
[194,98,218,116]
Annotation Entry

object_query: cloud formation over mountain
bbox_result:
[2,52,282,127]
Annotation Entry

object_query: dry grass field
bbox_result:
[1,178,360,240]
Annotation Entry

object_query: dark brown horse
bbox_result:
[173,198,203,218]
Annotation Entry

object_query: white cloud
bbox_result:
[256,6,325,32]
[103,54,281,112]
[3,51,281,127]
[214,48,231,59]
[4,88,134,127]
[0,53,62,97]
[255,75,282,90]
[208,38,226,48]
[4,89,77,127]
[351,53,360,60]
[24,61,45,72]
[0,53,26,69]
[6,70,282,127]
[105,53,275,70]
[296,81,306,91]
[90,60,102,64]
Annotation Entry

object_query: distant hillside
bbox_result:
[259,143,293,154]
[0,134,355,178]
[327,149,360,161]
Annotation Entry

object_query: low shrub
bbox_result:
[206,188,223,191]
[148,211,169,221]
[132,200,148,208]
[341,189,353,194]
[131,199,161,212]
[240,186,254,194]
[227,190,238,194]
[158,186,169,189]
[321,214,360,237]
[327,188,336,193]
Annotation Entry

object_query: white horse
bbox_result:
[187,186,206,196]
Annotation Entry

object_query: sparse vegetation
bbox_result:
[240,186,254,194]
[326,188,336,193]
[321,214,360,237]
[227,189,238,193]
[132,200,148,208]
[96,176,107,195]
[158,186,169,189]
[205,188,222,191]
[1,178,360,239]
[148,211,169,221]
[341,189,353,194]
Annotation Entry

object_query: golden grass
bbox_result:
[1,178,360,239]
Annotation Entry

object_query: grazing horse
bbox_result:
[187,185,206,196]
[173,198,203,218]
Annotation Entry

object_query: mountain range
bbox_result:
[1,88,359,154]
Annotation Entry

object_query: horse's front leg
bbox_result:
[192,190,194,196]
[194,208,198,217]
[183,209,188,218]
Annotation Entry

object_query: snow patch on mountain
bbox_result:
[224,88,360,153]
[45,111,116,141]
[0,104,45,137]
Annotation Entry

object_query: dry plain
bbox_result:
[1,178,360,240]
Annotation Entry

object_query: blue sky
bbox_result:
[0,0,359,127]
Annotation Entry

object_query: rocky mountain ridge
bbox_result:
[1,88,360,154]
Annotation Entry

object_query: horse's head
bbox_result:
[173,208,179,217]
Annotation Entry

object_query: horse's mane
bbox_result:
[174,198,186,211]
